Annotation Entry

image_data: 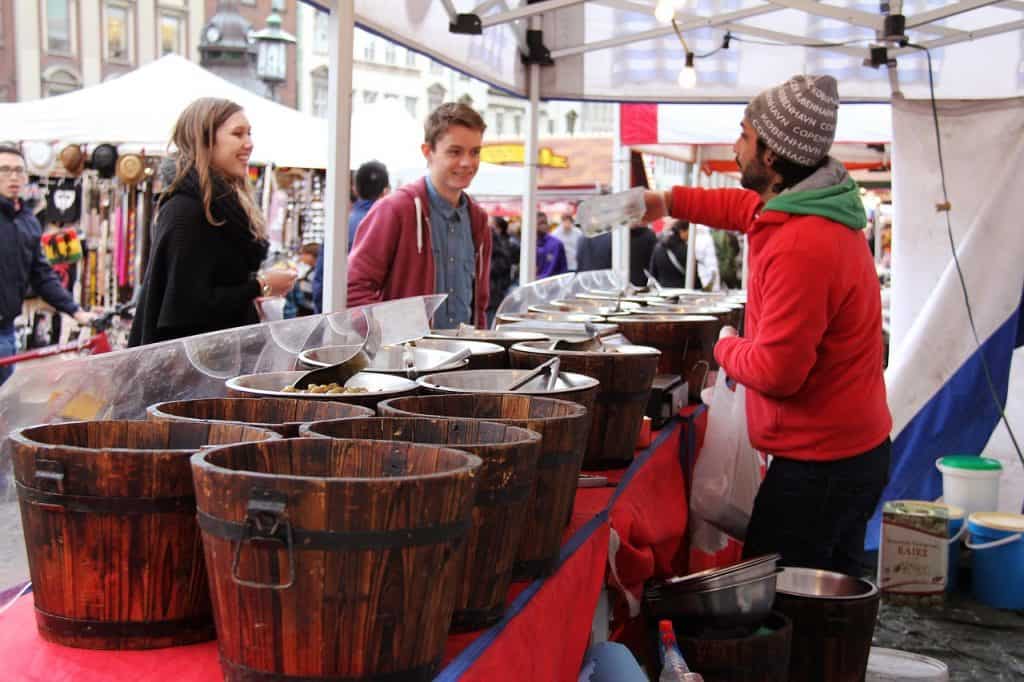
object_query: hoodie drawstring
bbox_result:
[414,196,423,254]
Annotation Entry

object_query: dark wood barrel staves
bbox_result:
[615,314,724,400]
[147,396,374,437]
[509,342,660,469]
[10,419,280,649]
[192,438,480,681]
[378,393,590,581]
[299,416,541,631]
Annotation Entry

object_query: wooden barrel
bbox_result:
[147,397,374,437]
[509,342,660,469]
[299,416,541,631]
[672,612,793,682]
[417,368,599,420]
[10,419,280,650]
[615,314,723,400]
[775,587,880,682]
[378,394,590,580]
[192,438,480,681]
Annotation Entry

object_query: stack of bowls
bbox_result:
[645,554,781,628]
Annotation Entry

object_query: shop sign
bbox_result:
[481,144,569,168]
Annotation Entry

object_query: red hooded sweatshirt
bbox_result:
[347,177,492,327]
[670,179,891,462]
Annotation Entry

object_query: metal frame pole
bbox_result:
[519,17,541,285]
[685,147,702,289]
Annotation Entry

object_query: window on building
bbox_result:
[46,0,74,54]
[513,114,522,136]
[430,59,443,75]
[312,69,329,118]
[384,42,396,65]
[159,12,185,57]
[42,67,81,97]
[105,2,133,64]
[384,93,398,103]
[405,49,416,68]
[495,112,504,136]
[548,118,555,135]
[363,90,378,104]
[427,83,445,112]
[313,11,329,56]
[363,39,376,62]
[404,96,418,118]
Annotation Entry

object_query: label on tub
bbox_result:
[879,501,949,595]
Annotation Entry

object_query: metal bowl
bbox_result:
[511,340,661,358]
[427,328,550,350]
[417,368,599,398]
[226,370,418,405]
[298,345,469,376]
[776,567,880,600]
[663,554,780,593]
[411,338,506,369]
[496,311,606,325]
[648,569,781,628]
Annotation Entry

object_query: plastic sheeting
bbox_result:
[0,295,443,589]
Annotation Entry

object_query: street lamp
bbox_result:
[251,9,296,102]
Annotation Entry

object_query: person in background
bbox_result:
[347,102,492,328]
[576,221,657,287]
[284,242,320,318]
[535,212,568,278]
[129,98,296,346]
[311,160,389,312]
[553,212,584,271]
[0,145,94,385]
[648,219,702,289]
[487,216,515,326]
[641,74,891,573]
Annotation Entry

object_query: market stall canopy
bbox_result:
[336,0,1024,102]
[0,55,329,168]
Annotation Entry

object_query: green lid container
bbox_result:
[937,455,1003,471]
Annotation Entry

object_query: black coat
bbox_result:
[488,232,515,312]
[578,227,658,287]
[0,196,79,329]
[128,171,268,346]
[649,231,703,289]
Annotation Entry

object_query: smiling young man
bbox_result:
[0,145,93,385]
[643,75,892,573]
[347,103,491,327]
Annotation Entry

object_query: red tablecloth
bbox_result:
[0,412,726,682]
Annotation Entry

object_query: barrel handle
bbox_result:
[34,459,65,492]
[946,522,968,545]
[692,360,711,392]
[965,532,1022,551]
[231,489,296,590]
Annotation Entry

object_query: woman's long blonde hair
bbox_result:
[166,97,266,240]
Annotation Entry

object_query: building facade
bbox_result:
[1,0,205,102]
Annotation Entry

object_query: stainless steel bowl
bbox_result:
[776,567,880,600]
[497,311,606,325]
[417,368,599,397]
[663,554,780,593]
[298,345,469,376]
[649,569,781,627]
[226,370,418,402]
[427,328,550,350]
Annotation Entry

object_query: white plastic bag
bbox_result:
[689,370,762,541]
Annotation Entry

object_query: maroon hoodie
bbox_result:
[347,176,492,326]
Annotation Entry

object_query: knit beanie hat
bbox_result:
[744,74,839,167]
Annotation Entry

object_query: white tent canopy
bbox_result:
[0,55,329,168]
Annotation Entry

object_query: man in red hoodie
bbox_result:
[644,75,892,574]
[347,103,492,328]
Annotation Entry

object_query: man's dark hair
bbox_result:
[670,219,690,234]
[0,145,25,161]
[756,138,826,194]
[492,216,508,235]
[355,160,388,201]
[299,242,321,258]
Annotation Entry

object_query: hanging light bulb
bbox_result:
[654,0,676,24]
[678,52,697,89]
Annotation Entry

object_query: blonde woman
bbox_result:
[129,98,294,346]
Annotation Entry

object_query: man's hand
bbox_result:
[718,324,738,340]
[72,309,96,326]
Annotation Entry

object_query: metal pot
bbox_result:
[496,311,606,325]
[412,338,506,370]
[298,345,469,376]
[662,554,781,593]
[417,369,599,413]
[647,569,782,628]
[427,328,550,351]
[775,568,880,600]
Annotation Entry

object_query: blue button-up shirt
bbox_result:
[425,177,475,328]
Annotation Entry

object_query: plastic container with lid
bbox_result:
[935,455,1002,516]
[866,647,948,681]
[966,512,1024,609]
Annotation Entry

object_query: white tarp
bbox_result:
[0,55,329,168]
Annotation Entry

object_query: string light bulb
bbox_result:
[654,0,676,24]
[678,52,697,89]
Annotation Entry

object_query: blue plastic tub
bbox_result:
[967,512,1024,609]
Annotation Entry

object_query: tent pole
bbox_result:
[611,104,630,287]
[323,3,355,314]
[685,147,702,289]
[519,17,541,286]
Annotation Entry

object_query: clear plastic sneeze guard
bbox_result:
[492,270,628,325]
[0,294,445,592]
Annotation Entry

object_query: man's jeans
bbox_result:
[742,438,891,575]
[0,325,16,386]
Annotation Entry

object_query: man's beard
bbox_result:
[738,154,773,194]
